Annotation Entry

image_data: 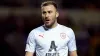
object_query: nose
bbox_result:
[45,13,49,18]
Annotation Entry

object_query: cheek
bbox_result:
[42,15,45,19]
[42,14,44,17]
[51,14,56,20]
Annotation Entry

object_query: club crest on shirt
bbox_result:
[60,33,66,39]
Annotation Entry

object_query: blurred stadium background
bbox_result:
[0,0,100,56]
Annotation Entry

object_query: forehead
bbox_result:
[41,5,56,11]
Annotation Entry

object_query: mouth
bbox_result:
[45,19,50,22]
[46,19,50,21]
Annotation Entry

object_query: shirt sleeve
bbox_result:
[68,28,77,52]
[25,31,36,53]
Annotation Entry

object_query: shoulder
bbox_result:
[59,24,74,32]
[29,25,44,35]
[59,24,75,38]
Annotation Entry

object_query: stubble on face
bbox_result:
[41,5,58,28]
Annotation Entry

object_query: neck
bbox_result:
[50,21,58,28]
[44,21,58,30]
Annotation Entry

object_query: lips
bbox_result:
[45,19,50,22]
[45,19,49,21]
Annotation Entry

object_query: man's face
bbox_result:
[41,5,59,27]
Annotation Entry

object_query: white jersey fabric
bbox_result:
[25,24,77,56]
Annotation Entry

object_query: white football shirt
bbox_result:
[25,24,77,56]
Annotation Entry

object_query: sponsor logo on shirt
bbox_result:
[46,53,59,56]
[46,41,59,56]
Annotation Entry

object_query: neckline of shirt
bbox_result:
[42,23,60,31]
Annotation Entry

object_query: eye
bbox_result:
[42,11,46,14]
[48,11,52,14]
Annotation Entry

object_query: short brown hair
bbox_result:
[41,1,58,9]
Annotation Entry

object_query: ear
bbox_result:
[56,11,59,18]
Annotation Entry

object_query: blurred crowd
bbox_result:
[0,0,100,56]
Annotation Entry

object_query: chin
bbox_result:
[45,24,50,27]
[45,24,51,27]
